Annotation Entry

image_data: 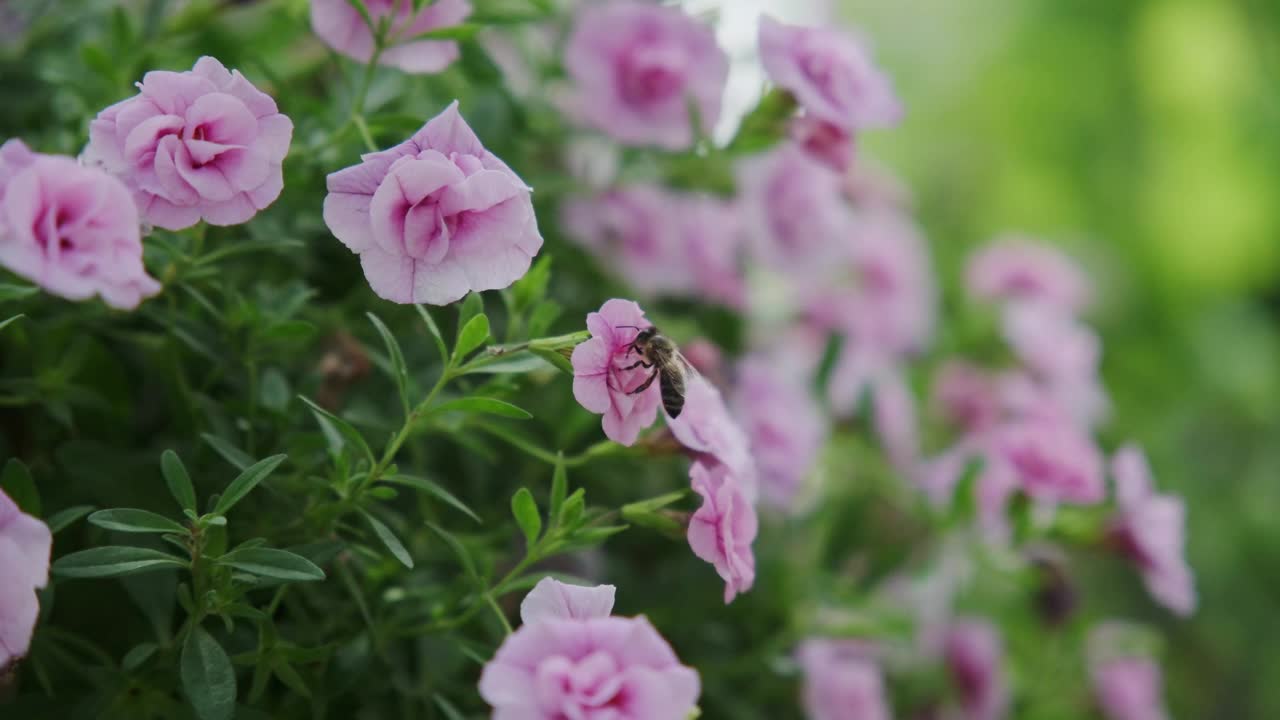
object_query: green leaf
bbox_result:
[212,454,287,515]
[89,509,188,535]
[0,283,38,302]
[53,546,187,578]
[342,0,376,36]
[453,313,490,365]
[259,368,290,413]
[511,488,541,547]
[299,396,376,465]
[181,627,237,720]
[559,489,585,528]
[527,300,561,338]
[425,522,478,581]
[123,642,159,671]
[385,474,481,523]
[511,256,552,311]
[726,88,798,154]
[408,23,480,41]
[0,313,27,332]
[457,291,483,330]
[216,547,326,582]
[367,312,411,418]
[415,304,450,363]
[161,450,198,513]
[549,453,568,523]
[813,331,844,399]
[562,525,629,550]
[200,433,253,471]
[620,490,688,516]
[1,458,39,516]
[47,505,95,534]
[360,510,414,568]
[529,346,574,375]
[459,354,552,375]
[431,396,532,419]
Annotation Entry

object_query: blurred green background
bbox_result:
[846,0,1280,716]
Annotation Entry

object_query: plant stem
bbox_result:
[360,367,454,493]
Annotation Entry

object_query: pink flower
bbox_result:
[310,0,471,74]
[687,459,758,603]
[943,619,1009,720]
[732,355,825,510]
[570,299,661,446]
[933,361,1002,435]
[323,101,542,305]
[999,303,1109,429]
[966,237,1091,313]
[669,375,758,501]
[737,144,851,276]
[843,157,912,210]
[563,0,728,150]
[796,639,892,720]
[479,579,701,719]
[0,487,52,669]
[790,114,856,173]
[1108,445,1196,616]
[85,56,292,231]
[1088,624,1169,720]
[992,417,1105,505]
[677,194,747,309]
[758,15,901,131]
[520,577,617,624]
[0,140,160,310]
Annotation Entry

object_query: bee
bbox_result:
[617,326,690,418]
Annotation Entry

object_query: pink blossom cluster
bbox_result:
[0,488,52,670]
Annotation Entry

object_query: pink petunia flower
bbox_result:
[479,578,701,719]
[570,299,662,446]
[1108,445,1196,616]
[966,236,1091,313]
[85,56,292,231]
[796,639,892,720]
[562,0,728,150]
[933,361,1003,435]
[732,354,826,510]
[1088,624,1170,720]
[310,0,472,75]
[0,140,160,310]
[943,619,1009,720]
[758,15,901,131]
[323,101,542,305]
[0,487,52,670]
[668,374,758,502]
[789,113,856,174]
[687,459,758,603]
[991,416,1105,505]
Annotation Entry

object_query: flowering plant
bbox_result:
[0,2,1226,719]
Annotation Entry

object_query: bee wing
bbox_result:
[671,349,702,382]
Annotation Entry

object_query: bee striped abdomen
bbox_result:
[659,369,686,418]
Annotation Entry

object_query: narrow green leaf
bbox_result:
[562,525,629,550]
[433,694,467,720]
[366,312,411,418]
[1,458,39,515]
[406,23,480,41]
[161,450,198,513]
[181,627,237,720]
[122,642,159,671]
[342,0,376,35]
[216,547,326,582]
[620,490,688,516]
[0,283,38,302]
[529,346,574,375]
[53,546,187,578]
[360,510,414,568]
[549,453,568,523]
[457,291,483,330]
[259,368,290,412]
[0,314,27,332]
[431,396,531,419]
[89,509,187,535]
[459,354,552,375]
[200,433,253,471]
[272,659,312,698]
[511,255,552,311]
[385,474,481,523]
[212,454,287,515]
[415,304,450,363]
[299,396,376,465]
[511,488,541,547]
[425,522,478,581]
[47,505,95,534]
[452,313,490,364]
[559,489,585,528]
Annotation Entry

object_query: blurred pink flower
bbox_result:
[570,299,661,446]
[737,144,851,276]
[563,0,728,150]
[310,0,472,74]
[1088,624,1169,720]
[796,639,892,720]
[323,101,541,305]
[479,580,700,719]
[688,460,758,603]
[669,375,758,501]
[1109,445,1196,616]
[943,619,1009,720]
[520,577,616,624]
[790,114,856,173]
[844,157,912,210]
[86,56,292,230]
[966,237,1091,313]
[1001,302,1099,385]
[0,140,160,310]
[933,361,1002,435]
[678,194,747,309]
[732,355,826,510]
[993,417,1105,505]
[758,15,901,131]
[0,487,52,669]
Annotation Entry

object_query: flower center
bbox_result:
[619,46,685,106]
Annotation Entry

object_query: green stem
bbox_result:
[359,367,454,493]
[484,592,513,635]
